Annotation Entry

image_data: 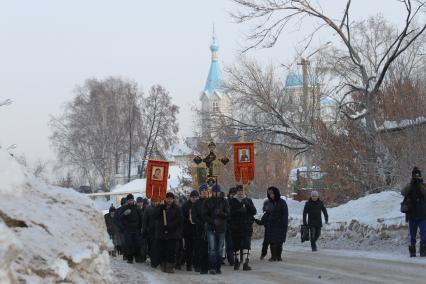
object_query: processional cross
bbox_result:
[193,141,229,186]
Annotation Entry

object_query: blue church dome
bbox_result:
[285,72,318,88]
[285,73,303,88]
[210,43,219,52]
[320,97,336,107]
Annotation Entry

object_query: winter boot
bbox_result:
[420,245,426,257]
[234,259,240,270]
[166,263,175,274]
[160,262,167,272]
[186,264,192,271]
[243,259,252,271]
[209,269,216,275]
[216,268,222,274]
[268,245,277,261]
[409,245,416,257]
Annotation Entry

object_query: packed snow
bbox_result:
[0,150,113,283]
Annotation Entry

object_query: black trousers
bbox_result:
[195,237,209,272]
[270,242,283,259]
[159,239,178,264]
[261,240,269,256]
[310,226,321,250]
[150,238,161,267]
[124,231,141,261]
[184,237,196,266]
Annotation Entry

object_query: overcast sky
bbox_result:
[0,0,404,162]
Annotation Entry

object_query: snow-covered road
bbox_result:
[111,243,426,284]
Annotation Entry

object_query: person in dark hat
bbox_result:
[113,197,127,258]
[202,184,230,274]
[142,199,160,267]
[104,206,117,256]
[401,167,426,257]
[229,185,257,271]
[181,190,200,271]
[262,186,288,261]
[120,194,142,263]
[191,184,210,274]
[225,187,238,265]
[155,191,183,273]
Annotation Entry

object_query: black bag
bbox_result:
[400,196,413,214]
[300,225,310,243]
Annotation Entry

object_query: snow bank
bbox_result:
[253,191,408,249]
[0,150,112,283]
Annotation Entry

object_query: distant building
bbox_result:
[200,35,231,140]
[284,72,338,126]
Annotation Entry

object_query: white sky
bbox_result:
[0,0,404,162]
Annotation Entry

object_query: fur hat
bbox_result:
[126,194,134,201]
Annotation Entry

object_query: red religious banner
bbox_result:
[146,160,170,202]
[233,142,255,185]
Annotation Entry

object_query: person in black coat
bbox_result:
[202,184,230,274]
[225,187,237,266]
[181,190,199,271]
[229,185,257,271]
[142,201,160,267]
[154,192,183,273]
[120,194,142,263]
[401,167,426,257]
[262,186,288,261]
[303,191,328,251]
[191,184,210,274]
[112,197,127,258]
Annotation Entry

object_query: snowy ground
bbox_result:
[110,240,426,284]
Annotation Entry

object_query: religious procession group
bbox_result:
[104,184,329,275]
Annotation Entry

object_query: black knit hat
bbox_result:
[412,167,422,179]
[166,192,175,199]
[190,190,199,198]
[126,193,134,201]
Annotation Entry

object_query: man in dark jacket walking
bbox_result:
[262,186,288,261]
[303,191,328,251]
[191,184,210,274]
[142,201,160,267]
[202,184,230,274]
[225,187,237,266]
[401,167,426,257]
[120,194,142,263]
[113,197,127,258]
[229,185,257,271]
[155,192,183,273]
[181,190,199,271]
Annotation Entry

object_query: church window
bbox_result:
[212,101,219,112]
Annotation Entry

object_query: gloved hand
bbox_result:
[163,225,169,235]
[123,209,131,216]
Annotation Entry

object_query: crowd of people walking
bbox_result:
[104,184,326,274]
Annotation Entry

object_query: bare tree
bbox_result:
[221,59,315,151]
[50,77,142,191]
[139,85,179,178]
[232,0,426,190]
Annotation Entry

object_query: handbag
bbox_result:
[400,196,413,213]
[300,224,310,243]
